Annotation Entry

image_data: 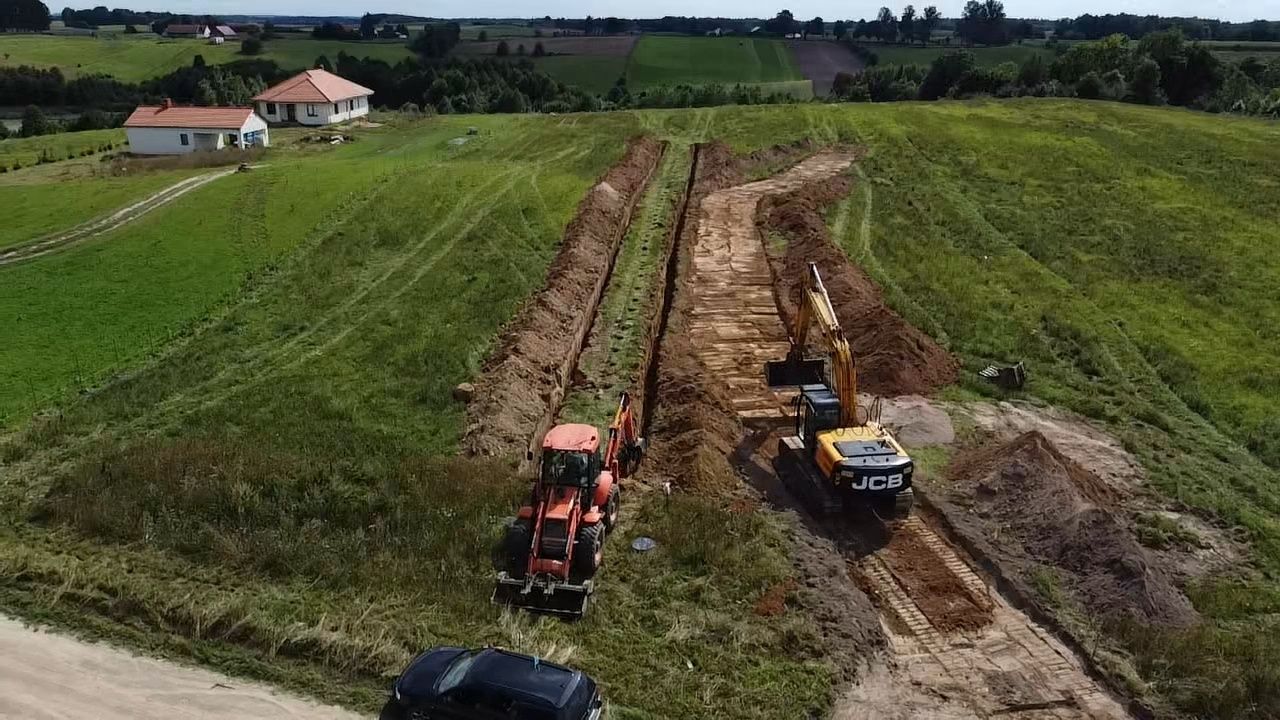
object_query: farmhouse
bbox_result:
[124,102,268,155]
[253,69,374,126]
[163,24,237,39]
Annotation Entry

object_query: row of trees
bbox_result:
[1053,14,1278,42]
[0,104,120,140]
[830,30,1280,117]
[494,40,547,57]
[836,6,942,44]
[0,0,50,31]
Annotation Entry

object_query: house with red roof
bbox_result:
[124,101,268,155]
[252,68,375,126]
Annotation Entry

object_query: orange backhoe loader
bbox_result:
[494,393,644,617]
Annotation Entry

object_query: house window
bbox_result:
[227,133,238,146]
[179,133,189,146]
[334,103,339,114]
[306,104,317,117]
[348,99,354,111]
[266,102,276,115]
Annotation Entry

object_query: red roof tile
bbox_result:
[253,68,374,103]
[124,105,256,129]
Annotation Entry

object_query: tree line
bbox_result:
[0,0,50,31]
[831,29,1280,117]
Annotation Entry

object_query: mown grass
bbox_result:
[534,55,628,94]
[626,36,803,90]
[459,24,537,39]
[0,128,124,170]
[0,35,412,82]
[2,110,830,718]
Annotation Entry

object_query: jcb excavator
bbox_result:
[494,393,644,617]
[766,263,914,519]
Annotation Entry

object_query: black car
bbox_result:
[380,646,605,720]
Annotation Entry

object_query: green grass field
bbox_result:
[459,23,537,39]
[534,55,627,94]
[625,36,803,89]
[0,128,124,170]
[871,43,1051,67]
[0,35,412,82]
[3,100,1280,719]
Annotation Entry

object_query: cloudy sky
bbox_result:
[170,0,1271,24]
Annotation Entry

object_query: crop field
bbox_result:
[0,35,412,82]
[459,23,537,39]
[626,35,803,89]
[4,100,1280,720]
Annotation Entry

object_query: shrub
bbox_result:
[495,40,509,57]
[1131,57,1163,104]
[241,37,263,55]
[1076,71,1103,99]
[532,41,545,57]
[398,101,421,114]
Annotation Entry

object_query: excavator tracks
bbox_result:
[681,151,1131,719]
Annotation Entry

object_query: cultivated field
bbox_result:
[3,100,1280,720]
[0,127,124,171]
[0,35,412,82]
[451,35,637,93]
[626,35,803,89]
[870,42,1052,66]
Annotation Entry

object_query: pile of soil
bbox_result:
[463,136,663,458]
[882,528,993,632]
[758,174,958,397]
[944,431,1197,627]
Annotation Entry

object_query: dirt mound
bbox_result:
[758,175,958,397]
[882,527,993,632]
[946,431,1197,627]
[464,136,663,458]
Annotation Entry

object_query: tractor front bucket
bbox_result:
[765,357,826,388]
[493,572,592,618]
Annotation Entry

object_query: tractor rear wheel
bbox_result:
[572,523,603,579]
[504,520,532,579]
[602,484,620,532]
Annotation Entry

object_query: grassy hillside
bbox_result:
[0,35,412,82]
[626,36,803,89]
[4,100,1280,719]
[0,128,125,170]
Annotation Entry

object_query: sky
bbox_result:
[165,0,1273,24]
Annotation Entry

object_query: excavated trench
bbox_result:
[463,137,1137,718]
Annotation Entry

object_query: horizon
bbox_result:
[120,3,1276,26]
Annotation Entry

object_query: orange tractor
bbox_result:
[494,393,644,617]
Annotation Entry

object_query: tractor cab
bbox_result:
[541,424,604,488]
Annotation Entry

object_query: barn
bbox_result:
[124,102,269,155]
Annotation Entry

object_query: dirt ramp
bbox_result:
[464,137,663,459]
[946,431,1197,627]
[758,174,958,397]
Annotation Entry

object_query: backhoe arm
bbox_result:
[776,263,859,427]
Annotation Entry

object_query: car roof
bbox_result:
[464,648,583,709]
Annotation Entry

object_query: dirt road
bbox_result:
[0,616,364,720]
[686,152,1131,719]
[0,168,239,267]
[787,40,866,97]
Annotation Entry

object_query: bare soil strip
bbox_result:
[0,168,239,267]
[463,136,663,462]
[786,40,867,98]
[0,616,361,720]
[668,151,1130,718]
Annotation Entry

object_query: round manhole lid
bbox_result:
[631,536,657,552]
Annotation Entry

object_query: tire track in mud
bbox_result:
[670,150,1131,719]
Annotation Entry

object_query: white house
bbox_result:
[163,23,237,39]
[252,69,375,126]
[124,102,269,155]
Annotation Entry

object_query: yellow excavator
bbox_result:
[765,262,914,519]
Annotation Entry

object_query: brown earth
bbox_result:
[787,40,867,97]
[943,431,1198,627]
[881,525,994,632]
[758,173,959,397]
[463,136,663,459]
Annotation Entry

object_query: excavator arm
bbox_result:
[766,263,860,427]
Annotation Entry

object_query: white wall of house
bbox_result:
[257,96,370,126]
[126,115,269,155]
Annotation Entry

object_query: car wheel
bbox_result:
[379,699,408,720]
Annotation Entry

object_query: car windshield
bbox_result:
[437,651,479,694]
[542,450,590,486]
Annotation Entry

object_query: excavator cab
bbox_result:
[542,448,597,488]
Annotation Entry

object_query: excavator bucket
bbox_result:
[765,357,826,388]
[493,573,593,618]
